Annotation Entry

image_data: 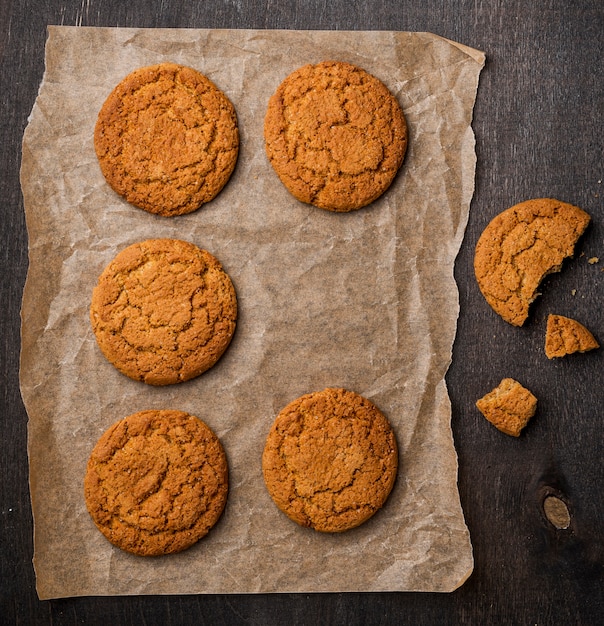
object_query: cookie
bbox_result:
[262,388,398,532]
[94,63,239,216]
[474,198,591,326]
[545,314,599,358]
[84,409,228,556]
[476,378,537,437]
[264,61,407,212]
[90,239,237,385]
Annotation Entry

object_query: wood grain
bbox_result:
[1,1,602,623]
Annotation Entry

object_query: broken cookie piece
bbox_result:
[476,378,537,437]
[474,198,590,326]
[545,314,599,358]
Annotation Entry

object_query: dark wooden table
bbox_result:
[2,1,602,624]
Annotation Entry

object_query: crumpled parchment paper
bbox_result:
[20,26,484,599]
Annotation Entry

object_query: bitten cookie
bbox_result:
[94,63,239,216]
[262,388,398,532]
[545,314,599,358]
[264,61,407,212]
[476,378,537,437]
[90,239,237,385]
[474,198,590,326]
[84,410,228,556]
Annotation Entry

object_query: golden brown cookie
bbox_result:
[545,314,599,358]
[90,239,237,385]
[94,63,239,216]
[474,198,590,326]
[476,378,537,437]
[84,409,228,556]
[262,388,398,532]
[264,61,407,212]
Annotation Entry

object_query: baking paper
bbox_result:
[20,26,484,598]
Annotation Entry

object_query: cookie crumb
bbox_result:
[588,257,599,264]
[476,378,537,437]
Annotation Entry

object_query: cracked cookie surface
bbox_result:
[264,61,407,212]
[94,63,239,216]
[545,314,599,358]
[474,198,591,326]
[262,388,398,532]
[84,409,228,556]
[90,239,237,385]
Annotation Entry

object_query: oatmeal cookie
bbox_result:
[262,387,398,532]
[94,63,239,216]
[264,61,407,212]
[84,409,228,556]
[90,239,237,385]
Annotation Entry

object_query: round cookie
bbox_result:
[90,239,237,385]
[474,198,591,326]
[84,410,228,556]
[94,63,239,216]
[264,61,407,212]
[262,387,398,532]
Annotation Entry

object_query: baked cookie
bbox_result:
[84,409,228,556]
[262,388,398,532]
[474,198,590,326]
[90,239,237,385]
[94,63,239,216]
[545,314,599,358]
[476,378,537,437]
[264,61,407,212]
